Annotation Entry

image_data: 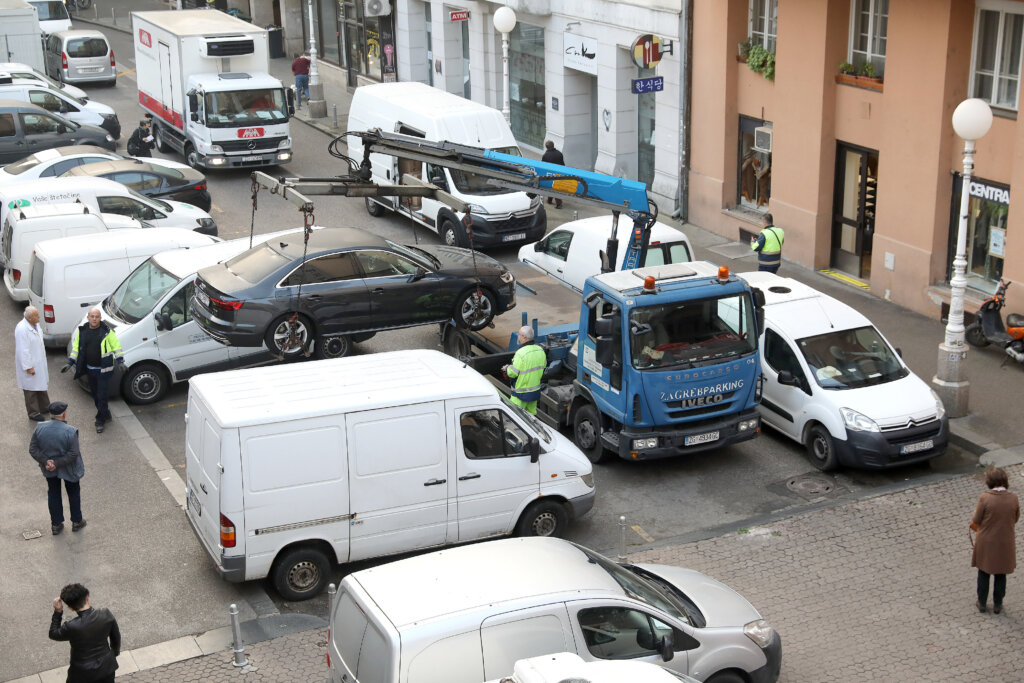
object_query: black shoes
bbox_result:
[29,413,46,422]
[72,520,87,532]
[977,600,987,613]
[994,604,1002,614]
[52,523,64,535]
[96,424,104,433]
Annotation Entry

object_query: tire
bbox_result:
[271,546,330,601]
[364,197,385,217]
[806,424,839,472]
[121,363,169,405]
[515,500,568,538]
[316,334,352,360]
[265,314,314,360]
[185,143,200,169]
[573,404,610,464]
[454,288,495,331]
[443,328,471,359]
[965,322,989,348]
[706,672,745,683]
[441,218,467,248]
[154,124,170,153]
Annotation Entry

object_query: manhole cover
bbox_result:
[786,473,835,497]
[22,530,42,540]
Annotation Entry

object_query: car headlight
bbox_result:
[466,203,489,215]
[581,473,595,488]
[840,407,880,432]
[743,619,775,648]
[277,151,292,161]
[105,134,114,142]
[930,389,946,419]
[209,145,224,155]
[499,270,514,284]
[279,138,292,149]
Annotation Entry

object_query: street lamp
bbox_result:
[933,97,993,416]
[306,0,327,118]
[493,6,517,123]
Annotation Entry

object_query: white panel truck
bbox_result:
[131,9,294,170]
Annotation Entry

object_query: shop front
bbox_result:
[299,0,397,87]
[947,174,1009,296]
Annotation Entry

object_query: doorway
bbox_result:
[831,143,878,279]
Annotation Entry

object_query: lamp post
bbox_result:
[933,97,993,416]
[493,6,517,123]
[306,0,327,118]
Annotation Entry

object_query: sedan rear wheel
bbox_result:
[265,314,313,360]
[316,334,352,360]
[455,288,495,331]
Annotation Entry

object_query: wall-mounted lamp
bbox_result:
[565,21,582,32]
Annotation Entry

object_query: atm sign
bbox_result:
[450,10,469,21]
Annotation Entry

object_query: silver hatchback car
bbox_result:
[44,30,117,86]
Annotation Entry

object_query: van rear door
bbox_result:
[184,393,225,562]
[479,605,576,680]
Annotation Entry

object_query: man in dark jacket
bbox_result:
[541,140,565,208]
[30,402,85,535]
[50,583,120,683]
[66,309,123,433]
[126,118,154,158]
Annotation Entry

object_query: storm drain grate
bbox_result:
[785,473,836,500]
[22,530,42,540]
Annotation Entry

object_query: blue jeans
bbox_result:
[295,73,310,101]
[87,368,111,425]
[47,477,82,525]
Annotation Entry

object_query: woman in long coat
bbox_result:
[971,467,1020,613]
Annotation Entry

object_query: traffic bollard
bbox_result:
[229,603,249,667]
[618,515,627,561]
[111,8,116,24]
[333,104,338,129]
[327,582,337,619]
[573,210,579,221]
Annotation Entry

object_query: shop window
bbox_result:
[849,0,887,77]
[424,3,434,86]
[637,66,656,188]
[509,23,545,148]
[738,116,771,211]
[948,175,1009,295]
[749,0,778,52]
[971,2,1024,110]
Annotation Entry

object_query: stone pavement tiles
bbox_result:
[631,465,1024,682]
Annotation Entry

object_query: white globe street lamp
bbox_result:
[493,6,517,123]
[933,97,993,416]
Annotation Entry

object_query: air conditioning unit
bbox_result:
[364,0,391,17]
[752,126,773,154]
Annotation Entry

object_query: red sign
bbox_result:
[138,29,152,48]
[237,127,265,139]
[449,10,469,22]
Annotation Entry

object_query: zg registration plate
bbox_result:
[187,488,202,517]
[240,155,262,162]
[685,431,720,446]
[900,439,933,455]
[196,289,210,308]
[502,232,527,242]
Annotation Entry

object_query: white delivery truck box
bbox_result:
[184,350,595,601]
[28,227,217,346]
[347,82,545,249]
[132,10,294,169]
[0,0,46,72]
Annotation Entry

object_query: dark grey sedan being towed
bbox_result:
[190,227,517,359]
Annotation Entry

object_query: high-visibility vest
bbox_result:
[753,226,785,254]
[507,344,546,404]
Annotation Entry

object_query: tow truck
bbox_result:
[246,130,766,462]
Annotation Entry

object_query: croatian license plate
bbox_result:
[196,289,210,308]
[82,67,103,73]
[502,232,527,242]
[187,488,202,517]
[240,155,262,162]
[685,431,720,446]
[900,439,933,455]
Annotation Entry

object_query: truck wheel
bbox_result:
[364,197,385,217]
[454,288,495,331]
[441,219,468,248]
[515,500,568,537]
[443,328,471,359]
[154,125,170,153]
[185,143,200,169]
[265,314,313,360]
[271,547,330,601]
[122,363,168,405]
[316,334,351,360]
[806,424,838,472]
[573,404,610,463]
[965,322,988,347]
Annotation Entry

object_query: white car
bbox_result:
[0,145,190,183]
[491,652,700,683]
[0,62,88,100]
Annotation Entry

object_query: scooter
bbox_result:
[965,279,1024,364]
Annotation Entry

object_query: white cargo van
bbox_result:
[185,350,595,601]
[487,653,699,683]
[2,202,141,301]
[0,77,120,138]
[327,537,781,683]
[26,0,71,35]
[347,82,545,249]
[738,272,949,471]
[518,216,694,293]
[28,227,217,346]
[0,176,218,234]
[0,2,46,72]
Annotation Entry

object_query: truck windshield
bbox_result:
[629,293,757,370]
[105,258,180,324]
[204,89,288,127]
[797,325,908,389]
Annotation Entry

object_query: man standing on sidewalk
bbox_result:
[30,402,86,535]
[750,213,785,273]
[50,583,120,683]
[15,305,50,422]
[291,52,310,104]
[67,308,123,434]
[542,140,566,209]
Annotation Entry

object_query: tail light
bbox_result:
[11,268,20,283]
[219,513,236,548]
[211,296,243,311]
[109,49,115,67]
[44,304,54,323]
[61,52,68,70]
[193,182,207,191]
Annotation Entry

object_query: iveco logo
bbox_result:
[237,127,265,139]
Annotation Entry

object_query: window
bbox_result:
[630,295,756,370]
[738,115,771,210]
[281,252,361,286]
[66,38,109,58]
[44,157,101,177]
[764,328,806,385]
[577,607,681,660]
[508,22,546,147]
[849,0,888,77]
[797,326,908,389]
[20,113,61,135]
[0,114,14,137]
[29,90,73,113]
[972,2,1024,110]
[160,284,193,327]
[355,250,420,278]
[540,230,573,260]
[459,409,532,459]
[97,196,158,221]
[749,0,778,52]
[106,259,180,324]
[109,172,155,191]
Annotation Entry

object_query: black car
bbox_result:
[190,227,517,359]
[62,159,212,211]
[0,99,114,164]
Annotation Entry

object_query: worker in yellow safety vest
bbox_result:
[750,212,784,273]
[503,326,547,415]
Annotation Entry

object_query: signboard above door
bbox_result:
[450,9,469,22]
[563,33,598,75]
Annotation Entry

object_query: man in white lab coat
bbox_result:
[16,305,50,421]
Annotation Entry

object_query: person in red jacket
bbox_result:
[291,52,311,103]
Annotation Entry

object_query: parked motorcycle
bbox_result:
[965,279,1024,364]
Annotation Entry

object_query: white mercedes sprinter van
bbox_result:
[184,350,595,601]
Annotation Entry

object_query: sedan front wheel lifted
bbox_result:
[455,288,495,331]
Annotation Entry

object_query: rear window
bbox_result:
[334,592,370,674]
[66,38,109,59]
[224,243,290,284]
[29,254,44,296]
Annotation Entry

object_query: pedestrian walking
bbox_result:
[971,466,1019,614]
[292,52,311,103]
[126,118,154,158]
[503,326,547,415]
[750,212,784,273]
[16,305,50,422]
[66,308,123,434]
[49,583,120,683]
[542,140,566,208]
[30,402,85,535]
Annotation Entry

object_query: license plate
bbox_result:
[187,488,202,517]
[502,232,527,242]
[685,431,720,446]
[240,155,262,162]
[81,67,104,73]
[900,439,933,455]
[196,289,210,308]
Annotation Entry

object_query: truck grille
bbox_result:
[220,136,287,152]
[664,390,739,420]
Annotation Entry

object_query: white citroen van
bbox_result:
[347,82,545,249]
[2,202,140,301]
[0,176,218,234]
[486,653,699,683]
[27,227,217,346]
[738,272,949,471]
[185,350,595,601]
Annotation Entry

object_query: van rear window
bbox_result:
[333,593,369,674]
[29,254,44,296]
[66,38,109,58]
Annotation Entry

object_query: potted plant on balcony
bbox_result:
[747,44,775,81]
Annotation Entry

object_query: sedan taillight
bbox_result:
[193,182,207,191]
[11,269,20,283]
[211,296,243,311]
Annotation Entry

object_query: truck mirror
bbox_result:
[529,436,540,463]
[595,337,618,367]
[753,288,766,337]
[583,291,601,309]
[188,92,199,120]
[602,239,618,273]
[429,173,447,190]
[286,88,295,115]
[593,315,618,337]
[658,634,675,662]
[752,287,766,308]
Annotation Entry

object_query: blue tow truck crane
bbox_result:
[250,130,767,463]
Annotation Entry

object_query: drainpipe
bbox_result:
[673,0,693,221]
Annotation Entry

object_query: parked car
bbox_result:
[44,29,117,86]
[0,76,120,137]
[0,99,114,164]
[0,62,88,100]
[63,159,210,211]
[327,537,781,683]
[27,1,71,35]
[0,145,190,183]
[191,227,517,358]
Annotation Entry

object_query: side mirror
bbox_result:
[409,267,426,282]
[533,241,544,252]
[529,436,540,463]
[593,315,618,337]
[595,337,619,367]
[286,88,295,115]
[188,92,199,121]
[429,174,447,190]
[59,104,68,114]
[56,124,67,134]
[895,347,903,358]
[777,370,800,387]
[155,312,173,330]
[658,634,674,662]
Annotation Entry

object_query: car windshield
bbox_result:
[577,545,688,622]
[223,243,291,284]
[204,88,288,127]
[30,1,68,21]
[797,325,909,389]
[500,395,552,443]
[105,258,180,324]
[3,154,44,175]
[384,239,435,269]
[630,293,757,370]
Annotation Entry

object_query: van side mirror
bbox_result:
[429,173,447,190]
[658,634,675,662]
[533,241,544,252]
[188,92,199,121]
[776,370,799,387]
[595,337,618,367]
[895,347,903,358]
[529,436,540,463]
[155,312,173,330]
[286,88,295,115]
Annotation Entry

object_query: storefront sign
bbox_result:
[631,34,673,69]
[631,77,664,94]
[969,180,1010,206]
[450,10,469,22]
[563,33,597,75]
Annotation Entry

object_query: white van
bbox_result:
[26,0,71,35]
[327,537,781,683]
[0,77,120,138]
[2,202,140,301]
[0,177,218,235]
[0,61,88,101]
[487,653,699,683]
[738,272,949,471]
[518,216,694,293]
[43,29,116,86]
[185,350,595,601]
[27,228,217,346]
[347,82,545,249]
